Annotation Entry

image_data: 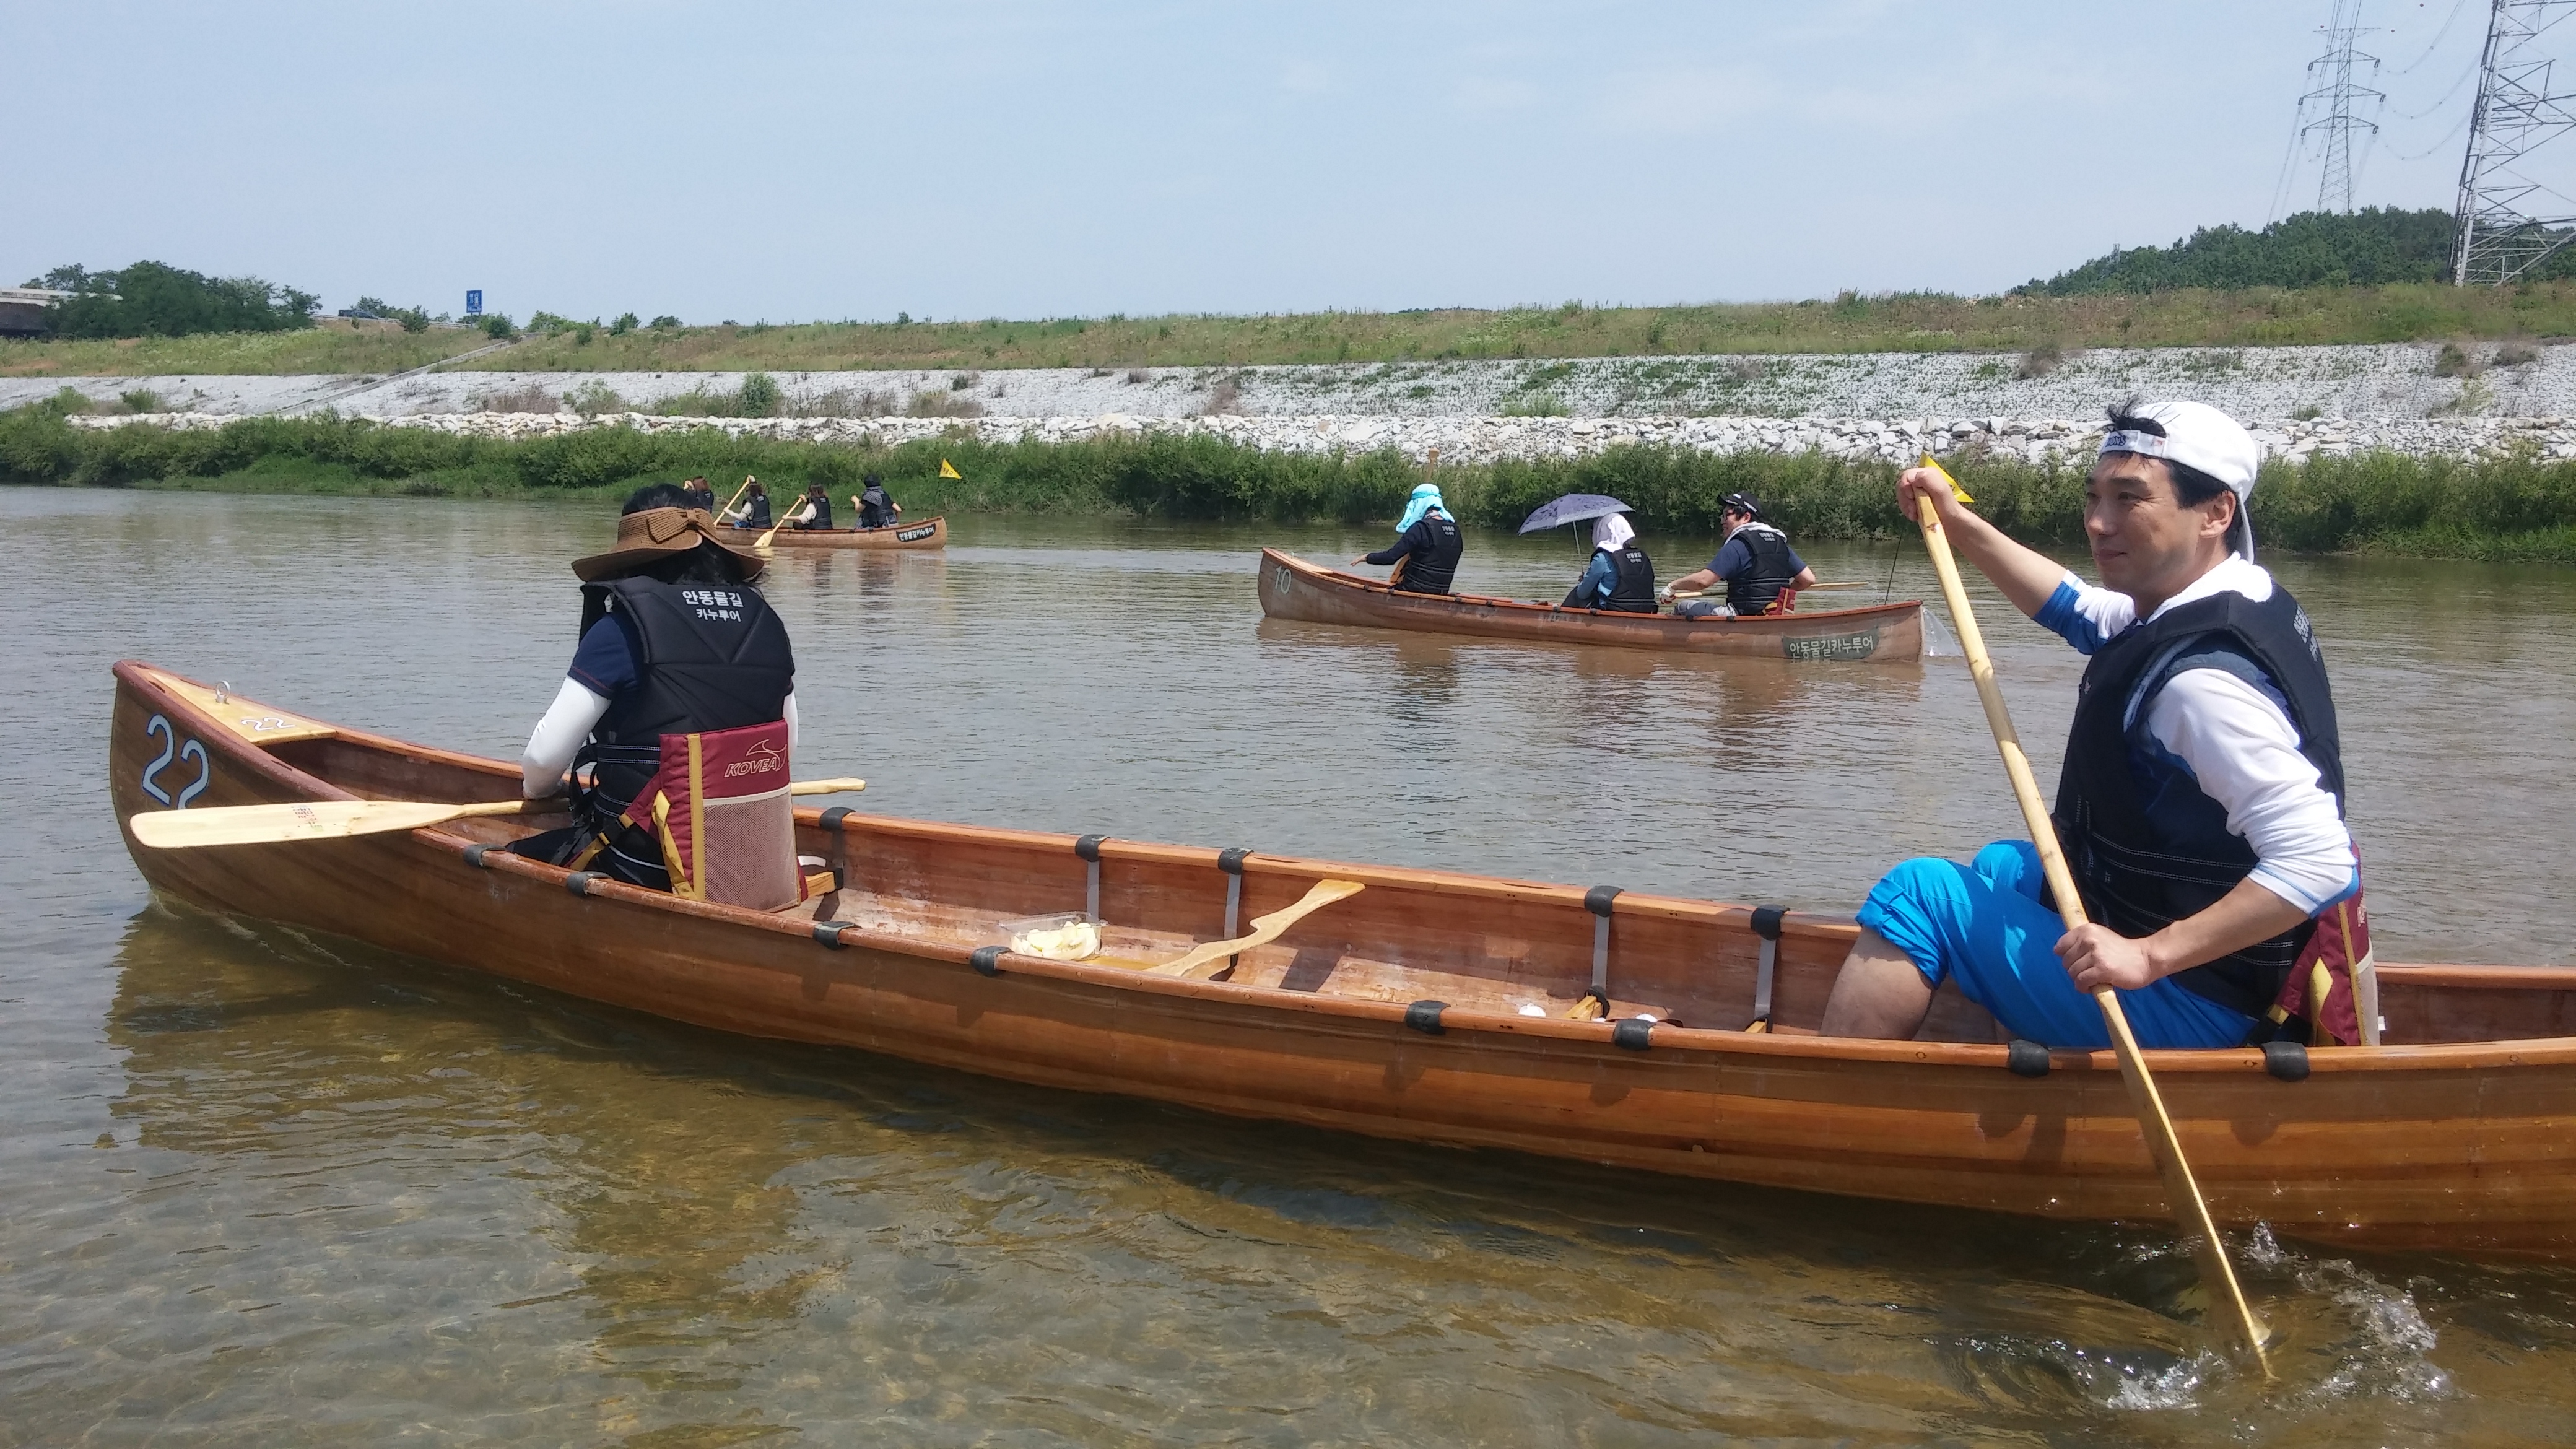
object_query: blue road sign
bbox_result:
[466,290,484,316]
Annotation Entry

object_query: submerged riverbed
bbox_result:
[7,489,2574,1443]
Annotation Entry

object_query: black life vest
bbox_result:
[1723,523,1799,614]
[741,495,772,527]
[1595,544,1658,612]
[858,485,896,528]
[798,494,833,530]
[573,577,795,877]
[2052,583,2349,1020]
[1390,513,1464,596]
[683,487,716,514]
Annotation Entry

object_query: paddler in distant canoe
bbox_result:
[680,475,718,514]
[1352,482,1464,595]
[786,481,833,531]
[1661,492,1816,616]
[854,472,902,528]
[720,477,773,529]
[509,484,798,892]
[1820,399,2371,1051]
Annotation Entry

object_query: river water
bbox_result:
[6,488,2574,1445]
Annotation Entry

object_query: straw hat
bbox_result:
[571,507,768,583]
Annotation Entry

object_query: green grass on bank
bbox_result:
[0,320,494,380]
[14,282,2576,379]
[6,409,2574,563]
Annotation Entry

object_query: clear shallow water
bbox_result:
[6,488,2574,1445]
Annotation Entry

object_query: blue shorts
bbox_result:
[1854,840,2255,1050]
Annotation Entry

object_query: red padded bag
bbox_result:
[619,719,803,910]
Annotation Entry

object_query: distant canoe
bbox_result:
[738,516,947,550]
[1256,548,1923,663]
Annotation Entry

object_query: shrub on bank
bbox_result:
[5,407,2574,561]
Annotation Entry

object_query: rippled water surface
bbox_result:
[7,489,2575,1445]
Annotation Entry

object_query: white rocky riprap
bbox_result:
[69,408,2576,464]
[11,339,2575,423]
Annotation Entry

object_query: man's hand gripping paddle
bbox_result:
[1912,454,2274,1377]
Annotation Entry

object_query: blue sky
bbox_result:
[1,1,2518,323]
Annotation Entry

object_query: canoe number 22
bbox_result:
[140,714,210,808]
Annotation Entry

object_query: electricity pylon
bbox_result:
[2303,1,2383,212]
[2453,0,2576,283]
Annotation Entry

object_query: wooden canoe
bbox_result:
[735,515,947,550]
[1258,548,1924,662]
[109,660,2576,1256]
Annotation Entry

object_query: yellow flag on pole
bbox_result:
[1919,453,1972,503]
[939,458,962,479]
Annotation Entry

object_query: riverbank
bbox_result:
[11,282,2576,379]
[14,339,2576,420]
[8,409,2573,561]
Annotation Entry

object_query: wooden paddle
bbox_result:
[1910,457,2273,1376]
[755,501,814,549]
[717,474,755,523]
[1122,879,1364,979]
[131,777,868,850]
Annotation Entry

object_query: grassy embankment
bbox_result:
[6,407,2572,563]
[12,284,2576,379]
[0,318,494,380]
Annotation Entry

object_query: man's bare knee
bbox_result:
[1821,927,1936,1039]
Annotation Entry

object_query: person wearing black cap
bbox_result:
[509,482,796,890]
[855,473,902,529]
[1660,494,1817,616]
[1820,398,2372,1053]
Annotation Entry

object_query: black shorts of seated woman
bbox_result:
[507,484,798,890]
[1819,399,2370,1051]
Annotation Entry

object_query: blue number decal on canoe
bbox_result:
[140,715,178,805]
[175,738,211,807]
[139,714,212,807]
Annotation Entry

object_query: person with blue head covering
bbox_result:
[1354,482,1464,595]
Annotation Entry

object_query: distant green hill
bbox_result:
[2020,207,2576,294]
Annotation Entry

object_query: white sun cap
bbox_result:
[2098,399,2262,560]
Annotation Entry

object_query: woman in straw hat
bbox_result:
[508,483,797,889]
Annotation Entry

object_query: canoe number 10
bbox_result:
[1272,565,1292,597]
[140,714,210,808]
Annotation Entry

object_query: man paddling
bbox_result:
[1819,399,2369,1050]
[1354,482,1464,596]
[1662,493,1817,616]
[855,473,902,528]
[510,484,797,890]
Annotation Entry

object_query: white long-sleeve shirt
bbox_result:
[2031,555,2359,915]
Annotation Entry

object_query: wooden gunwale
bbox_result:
[108,659,2576,1253]
[1256,547,1926,663]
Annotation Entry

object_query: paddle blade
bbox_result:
[130,798,505,848]
[790,778,866,796]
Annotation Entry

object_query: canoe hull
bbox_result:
[752,516,947,550]
[1257,548,1923,662]
[108,661,2576,1256]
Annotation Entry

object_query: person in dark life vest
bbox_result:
[720,478,773,528]
[1353,482,1464,595]
[508,483,797,891]
[680,475,716,514]
[1561,511,1657,612]
[1819,399,2372,1051]
[788,482,833,531]
[1661,493,1817,616]
[855,474,902,528]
